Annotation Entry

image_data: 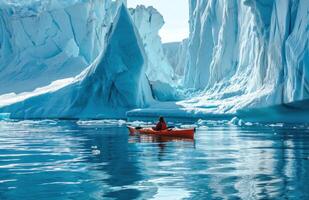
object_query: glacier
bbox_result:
[130,5,183,101]
[0,0,126,94]
[130,5,175,84]
[163,39,189,78]
[0,0,308,122]
[129,0,309,123]
[0,4,153,119]
[179,0,309,120]
[183,0,309,107]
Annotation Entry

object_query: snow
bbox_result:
[0,4,153,119]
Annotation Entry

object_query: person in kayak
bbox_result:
[153,116,167,131]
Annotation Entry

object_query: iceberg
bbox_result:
[0,4,153,119]
[130,5,183,101]
[163,39,189,78]
[179,0,309,114]
[130,5,175,84]
[0,0,122,94]
[129,0,309,123]
[0,0,308,122]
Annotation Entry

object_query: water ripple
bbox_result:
[0,120,308,199]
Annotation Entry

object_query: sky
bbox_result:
[127,0,189,43]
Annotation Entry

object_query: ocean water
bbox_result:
[0,119,309,200]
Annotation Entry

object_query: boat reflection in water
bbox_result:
[129,132,195,144]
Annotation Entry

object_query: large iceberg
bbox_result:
[163,39,189,78]
[0,0,308,122]
[129,0,309,122]
[180,0,309,113]
[0,4,153,119]
[129,5,183,101]
[0,0,123,94]
[130,5,175,84]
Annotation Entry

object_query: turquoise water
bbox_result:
[0,120,309,200]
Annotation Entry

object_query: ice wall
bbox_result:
[284,0,309,102]
[0,0,124,94]
[183,0,309,112]
[0,4,153,119]
[163,39,189,77]
[130,5,175,84]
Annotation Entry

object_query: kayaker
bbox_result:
[153,116,167,131]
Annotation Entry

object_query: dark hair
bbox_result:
[159,116,165,122]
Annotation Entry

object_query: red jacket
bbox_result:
[155,121,167,130]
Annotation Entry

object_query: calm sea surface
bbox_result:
[0,119,309,200]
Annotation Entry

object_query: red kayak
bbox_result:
[128,126,195,139]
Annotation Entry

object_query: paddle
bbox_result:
[167,126,175,131]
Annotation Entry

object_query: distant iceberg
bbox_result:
[130,5,180,101]
[130,5,175,84]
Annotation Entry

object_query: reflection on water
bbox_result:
[0,120,309,199]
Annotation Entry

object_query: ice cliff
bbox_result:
[163,40,189,77]
[0,4,153,119]
[129,0,309,122]
[180,0,309,115]
[0,0,124,94]
[130,5,175,84]
[129,5,183,101]
[1,0,308,122]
